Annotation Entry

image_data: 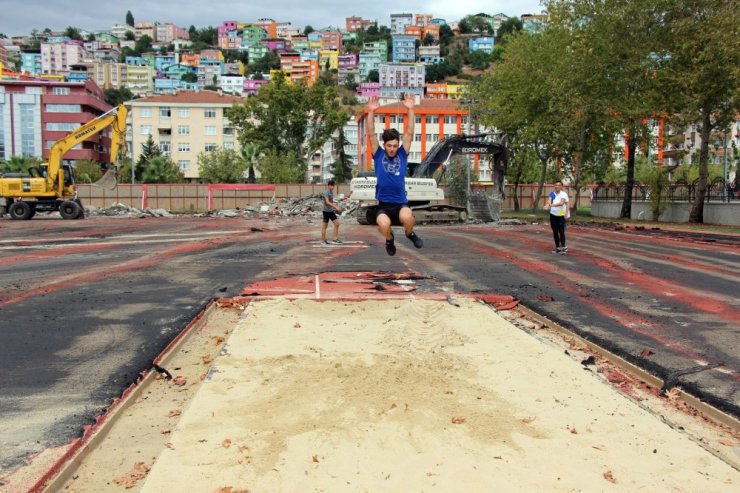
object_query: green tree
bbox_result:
[197,147,249,183]
[0,155,39,174]
[257,149,305,183]
[304,26,315,35]
[251,51,280,72]
[367,69,379,83]
[660,0,740,222]
[72,159,103,183]
[226,72,348,183]
[240,143,263,184]
[64,26,82,40]
[343,73,358,91]
[329,126,353,183]
[141,156,184,183]
[104,87,133,107]
[181,72,197,83]
[496,18,523,40]
[134,34,153,53]
[135,134,161,182]
[125,10,134,27]
[124,31,135,41]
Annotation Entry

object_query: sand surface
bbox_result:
[134,298,738,492]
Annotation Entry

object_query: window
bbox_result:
[46,104,81,112]
[19,104,37,156]
[52,87,70,95]
[159,141,171,155]
[415,116,421,124]
[204,125,217,136]
[204,109,216,118]
[160,106,171,118]
[178,108,189,118]
[426,134,433,142]
[140,107,152,117]
[444,116,456,124]
[178,160,190,170]
[0,104,4,159]
[177,143,190,152]
[222,127,234,135]
[414,134,422,142]
[204,143,218,152]
[177,125,190,135]
[140,125,152,135]
[46,122,79,131]
[426,116,439,124]
[223,141,234,150]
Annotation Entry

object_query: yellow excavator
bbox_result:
[0,104,127,220]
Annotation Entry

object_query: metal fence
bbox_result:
[592,179,737,203]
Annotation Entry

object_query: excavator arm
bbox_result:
[45,104,128,192]
[410,133,508,197]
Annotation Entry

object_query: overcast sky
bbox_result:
[1,1,545,37]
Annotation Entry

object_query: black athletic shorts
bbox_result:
[322,211,338,223]
[376,201,409,226]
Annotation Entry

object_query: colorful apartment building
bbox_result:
[415,14,433,26]
[356,82,380,99]
[155,23,190,43]
[126,63,155,97]
[390,13,413,35]
[359,52,382,82]
[392,35,416,62]
[469,37,494,55]
[423,25,440,41]
[345,16,376,32]
[255,19,277,39]
[244,79,268,96]
[290,60,319,86]
[404,25,423,40]
[88,61,128,89]
[20,53,42,76]
[379,63,426,99]
[41,40,87,75]
[356,98,476,172]
[319,50,339,71]
[307,32,323,50]
[424,82,468,99]
[418,45,443,65]
[128,90,244,181]
[338,53,358,70]
[289,36,309,50]
[321,30,342,51]
[0,79,112,162]
[179,53,202,67]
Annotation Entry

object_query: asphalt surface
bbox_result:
[0,214,738,475]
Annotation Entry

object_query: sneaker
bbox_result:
[332,239,342,244]
[406,232,423,248]
[551,247,561,254]
[560,246,568,255]
[323,240,330,245]
[385,232,396,256]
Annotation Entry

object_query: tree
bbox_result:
[240,143,263,183]
[134,34,153,54]
[343,73,358,92]
[661,0,740,222]
[226,72,348,183]
[257,149,305,183]
[141,156,184,183]
[367,69,379,83]
[104,87,133,107]
[181,72,197,83]
[304,26,315,35]
[251,52,280,72]
[124,31,135,41]
[135,135,161,182]
[73,159,103,183]
[330,127,353,183]
[197,148,249,183]
[0,155,39,174]
[496,18,523,40]
[64,26,82,40]
[125,10,134,27]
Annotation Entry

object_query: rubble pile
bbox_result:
[85,203,173,218]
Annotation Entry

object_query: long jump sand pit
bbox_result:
[128,297,737,492]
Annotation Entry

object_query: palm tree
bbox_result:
[142,156,184,183]
[0,156,39,174]
[240,143,262,184]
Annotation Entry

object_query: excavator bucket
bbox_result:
[92,168,117,190]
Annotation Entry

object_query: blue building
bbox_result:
[392,35,416,63]
[20,53,42,76]
[468,37,494,55]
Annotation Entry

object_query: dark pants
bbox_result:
[550,214,566,248]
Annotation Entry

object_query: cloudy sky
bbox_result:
[1,1,545,37]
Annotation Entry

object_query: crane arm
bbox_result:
[46,104,128,191]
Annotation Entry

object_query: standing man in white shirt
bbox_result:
[544,181,569,254]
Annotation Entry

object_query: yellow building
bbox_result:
[128,90,244,181]
[126,64,155,97]
[318,50,339,70]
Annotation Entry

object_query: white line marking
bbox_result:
[315,275,321,299]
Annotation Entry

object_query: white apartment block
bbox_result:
[41,41,87,75]
[390,13,413,35]
[128,90,244,181]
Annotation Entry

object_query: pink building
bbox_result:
[357,82,380,98]
[338,53,358,70]
[0,79,112,162]
[244,79,268,96]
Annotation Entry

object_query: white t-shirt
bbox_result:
[550,190,569,217]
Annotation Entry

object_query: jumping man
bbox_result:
[366,94,423,256]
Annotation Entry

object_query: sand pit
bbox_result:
[132,298,737,492]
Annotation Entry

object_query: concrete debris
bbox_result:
[86,203,173,218]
